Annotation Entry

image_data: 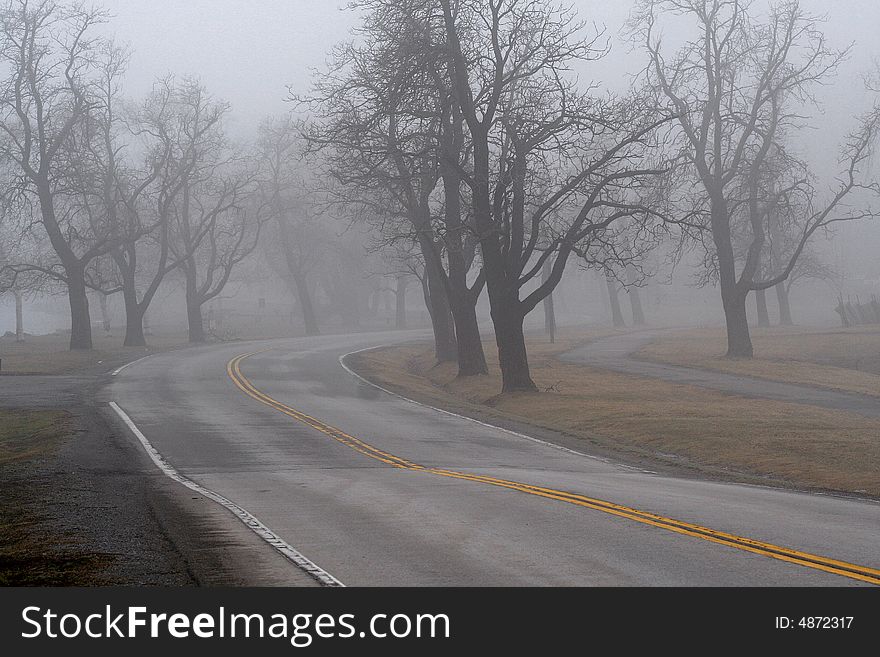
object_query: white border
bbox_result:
[338,345,653,473]
[109,401,344,587]
[111,355,152,377]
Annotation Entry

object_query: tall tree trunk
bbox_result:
[492,303,534,392]
[185,269,206,343]
[438,140,487,376]
[722,288,753,357]
[755,288,770,328]
[292,272,320,336]
[421,241,457,363]
[395,275,408,329]
[626,267,646,326]
[711,199,753,358]
[66,268,93,350]
[124,306,146,347]
[14,290,23,342]
[606,276,626,328]
[776,282,793,326]
[121,281,147,347]
[99,294,111,335]
[542,258,556,343]
[449,293,486,376]
[187,300,205,343]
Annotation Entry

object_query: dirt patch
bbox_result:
[351,331,880,497]
[636,326,880,398]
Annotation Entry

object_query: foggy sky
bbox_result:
[97,0,880,269]
[98,1,880,143]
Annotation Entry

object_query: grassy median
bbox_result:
[351,328,880,497]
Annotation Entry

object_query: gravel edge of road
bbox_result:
[1,345,318,587]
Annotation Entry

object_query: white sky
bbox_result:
[98,0,879,138]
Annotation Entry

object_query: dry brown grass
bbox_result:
[0,332,190,374]
[637,326,880,398]
[0,409,69,465]
[353,328,880,496]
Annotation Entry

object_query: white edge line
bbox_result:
[338,345,655,474]
[111,354,152,377]
[108,401,344,587]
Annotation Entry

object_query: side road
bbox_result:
[561,331,880,419]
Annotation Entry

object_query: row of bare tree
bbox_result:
[295,0,879,392]
[0,1,288,348]
[1,0,878,397]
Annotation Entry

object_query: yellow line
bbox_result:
[227,352,880,586]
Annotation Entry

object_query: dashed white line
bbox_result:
[108,401,344,587]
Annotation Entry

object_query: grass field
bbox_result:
[352,328,880,497]
[637,326,880,398]
[0,332,190,375]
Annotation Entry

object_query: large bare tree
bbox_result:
[634,0,880,357]
[0,0,114,349]
[440,0,670,391]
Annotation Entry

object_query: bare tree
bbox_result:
[0,0,115,349]
[440,0,669,390]
[634,0,880,357]
[258,115,322,336]
[302,1,469,367]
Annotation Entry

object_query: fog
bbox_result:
[1,0,879,385]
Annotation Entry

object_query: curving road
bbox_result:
[107,331,880,586]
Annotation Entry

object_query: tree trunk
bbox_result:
[185,270,206,343]
[124,308,146,347]
[723,289,753,358]
[292,272,320,336]
[626,267,646,326]
[66,269,93,350]
[14,290,24,342]
[395,275,408,329]
[121,281,147,347]
[423,250,457,363]
[187,300,205,343]
[123,298,147,347]
[449,294,487,376]
[542,259,557,344]
[776,282,793,326]
[606,276,626,328]
[492,303,536,392]
[755,288,770,328]
[99,294,111,335]
[711,198,753,358]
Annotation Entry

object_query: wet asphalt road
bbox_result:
[108,331,880,586]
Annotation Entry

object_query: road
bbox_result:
[108,331,880,586]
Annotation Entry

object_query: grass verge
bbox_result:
[0,409,112,585]
[351,329,880,497]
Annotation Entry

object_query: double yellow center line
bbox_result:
[228,351,880,586]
